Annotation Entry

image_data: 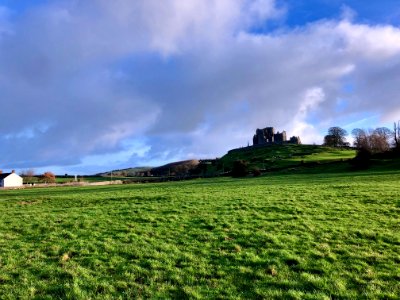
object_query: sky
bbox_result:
[0,0,399,174]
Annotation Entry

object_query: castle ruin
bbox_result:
[253,126,301,146]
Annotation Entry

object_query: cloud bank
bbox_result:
[1,0,400,172]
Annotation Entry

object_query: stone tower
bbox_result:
[252,126,300,145]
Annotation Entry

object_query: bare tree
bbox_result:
[394,121,400,149]
[371,127,392,153]
[20,169,36,184]
[352,127,392,154]
[352,128,368,149]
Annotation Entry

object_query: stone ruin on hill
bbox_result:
[253,126,301,146]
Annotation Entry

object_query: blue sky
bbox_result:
[0,0,399,174]
[2,0,399,25]
[284,0,400,26]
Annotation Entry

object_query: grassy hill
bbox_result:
[97,161,200,178]
[97,145,357,179]
[95,145,399,179]
[97,167,152,177]
[150,160,199,177]
[219,144,357,173]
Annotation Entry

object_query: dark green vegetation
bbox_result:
[1,166,400,299]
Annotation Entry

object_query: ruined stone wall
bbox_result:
[252,127,300,145]
[289,136,301,144]
[273,131,287,143]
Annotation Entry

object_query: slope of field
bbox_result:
[0,169,399,298]
[221,144,356,171]
[97,167,152,177]
[150,159,199,176]
[98,160,200,178]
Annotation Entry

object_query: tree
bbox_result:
[374,127,392,141]
[20,169,35,184]
[41,171,56,184]
[371,127,392,153]
[323,127,348,147]
[323,135,335,147]
[351,128,368,150]
[394,121,400,150]
[352,127,392,154]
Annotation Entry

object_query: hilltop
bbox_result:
[219,144,356,173]
[97,167,152,177]
[97,160,200,178]
[150,160,200,177]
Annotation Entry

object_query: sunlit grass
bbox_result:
[0,169,399,298]
[221,144,356,171]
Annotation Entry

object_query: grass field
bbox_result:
[1,168,399,299]
[54,176,128,184]
[221,145,356,171]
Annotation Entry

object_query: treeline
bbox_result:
[323,121,400,169]
[19,170,56,184]
[323,121,400,152]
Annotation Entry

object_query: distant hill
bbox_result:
[97,167,152,177]
[98,160,200,178]
[150,160,200,176]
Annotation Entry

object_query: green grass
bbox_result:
[52,176,132,184]
[221,144,356,171]
[24,176,131,185]
[1,169,399,299]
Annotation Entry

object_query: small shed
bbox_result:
[0,171,23,188]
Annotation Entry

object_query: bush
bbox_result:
[41,171,56,183]
[350,148,371,170]
[232,160,248,177]
[252,168,261,177]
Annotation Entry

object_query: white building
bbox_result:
[0,171,23,188]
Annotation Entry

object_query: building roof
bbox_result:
[0,173,14,180]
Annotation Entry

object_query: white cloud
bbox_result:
[337,21,400,60]
[288,88,326,144]
[1,1,400,172]
[0,6,12,37]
